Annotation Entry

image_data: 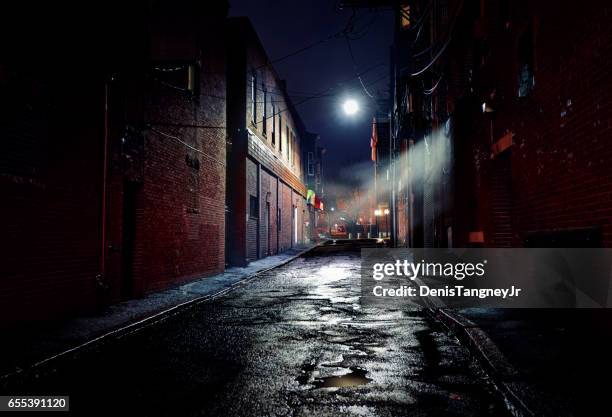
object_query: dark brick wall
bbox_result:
[0,69,104,324]
[0,1,229,324]
[279,182,292,251]
[259,169,279,257]
[508,2,612,246]
[420,0,612,248]
[246,158,258,262]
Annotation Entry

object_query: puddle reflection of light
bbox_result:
[318,265,349,282]
[310,265,357,304]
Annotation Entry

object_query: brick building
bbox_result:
[382,0,612,248]
[225,18,309,266]
[302,131,326,241]
[0,0,229,324]
[370,116,392,237]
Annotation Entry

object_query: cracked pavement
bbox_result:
[5,252,509,416]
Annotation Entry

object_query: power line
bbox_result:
[344,34,375,99]
[424,74,443,95]
[410,0,464,77]
[266,62,387,122]
[410,35,453,77]
[147,62,386,137]
[149,126,227,166]
[254,7,377,71]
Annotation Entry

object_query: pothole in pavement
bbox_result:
[311,367,372,388]
[296,362,316,385]
[297,360,372,389]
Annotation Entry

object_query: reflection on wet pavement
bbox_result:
[7,252,510,416]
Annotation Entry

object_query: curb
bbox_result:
[411,277,554,417]
[1,244,321,386]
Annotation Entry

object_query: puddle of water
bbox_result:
[297,362,316,385]
[312,367,371,388]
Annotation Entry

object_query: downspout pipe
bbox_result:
[97,79,110,302]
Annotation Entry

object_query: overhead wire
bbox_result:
[410,0,464,77]
[149,126,226,165]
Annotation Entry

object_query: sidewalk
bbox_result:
[421,295,612,416]
[0,244,316,380]
[457,308,612,417]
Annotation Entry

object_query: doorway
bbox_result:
[266,202,271,256]
[293,205,298,246]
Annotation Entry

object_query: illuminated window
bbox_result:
[400,4,410,30]
[153,63,198,94]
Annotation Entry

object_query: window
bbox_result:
[271,104,276,146]
[517,24,535,97]
[307,152,314,176]
[279,115,283,153]
[262,85,267,135]
[288,131,292,164]
[290,132,295,166]
[285,126,289,160]
[400,3,410,30]
[251,72,257,124]
[249,195,259,219]
[152,63,198,95]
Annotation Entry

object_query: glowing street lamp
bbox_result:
[342,98,359,116]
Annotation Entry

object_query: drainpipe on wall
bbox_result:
[96,79,110,307]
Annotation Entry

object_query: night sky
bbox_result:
[228,1,394,195]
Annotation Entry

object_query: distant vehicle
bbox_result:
[330,223,348,238]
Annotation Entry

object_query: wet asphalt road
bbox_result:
[6,252,509,416]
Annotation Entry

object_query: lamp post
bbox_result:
[383,208,390,238]
[328,207,335,237]
[374,209,382,238]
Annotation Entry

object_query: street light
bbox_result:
[342,99,359,116]
[383,208,390,238]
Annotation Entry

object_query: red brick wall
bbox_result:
[104,41,227,299]
[509,2,612,246]
[442,1,612,248]
[135,4,227,294]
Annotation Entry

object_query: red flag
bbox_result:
[370,117,378,161]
